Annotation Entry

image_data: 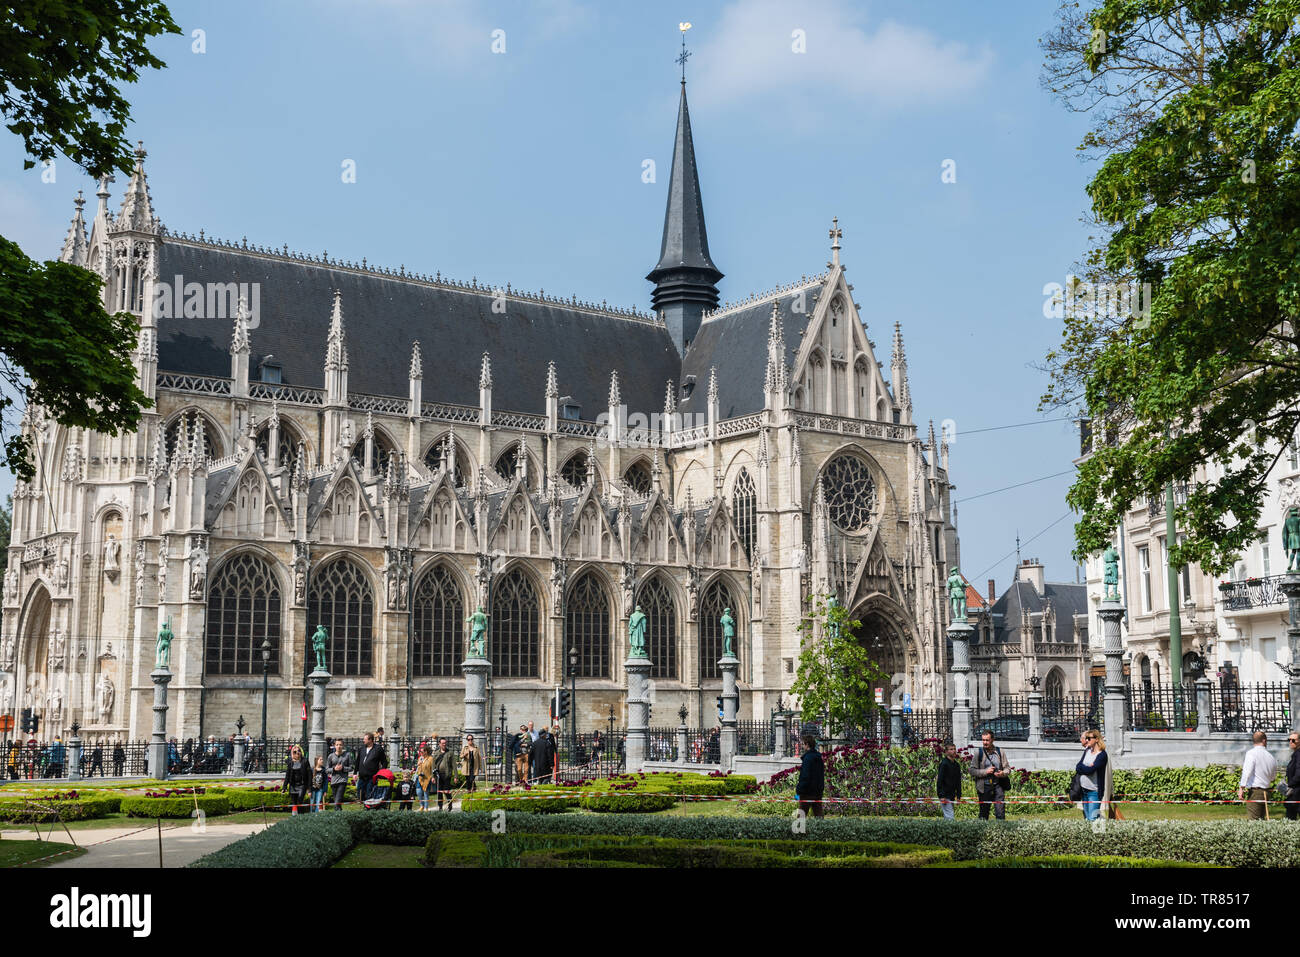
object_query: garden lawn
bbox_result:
[0,840,85,866]
[333,843,424,868]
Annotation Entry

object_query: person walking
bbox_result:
[310,755,328,812]
[356,732,386,803]
[795,734,825,818]
[48,737,66,779]
[1238,731,1279,820]
[531,727,555,784]
[89,742,104,778]
[327,739,352,809]
[512,724,531,783]
[459,734,484,792]
[936,741,962,820]
[970,731,1009,820]
[111,741,125,776]
[432,737,457,810]
[282,745,312,815]
[416,745,435,811]
[1076,729,1110,822]
[1283,731,1300,821]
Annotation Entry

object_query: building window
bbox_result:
[1045,670,1064,698]
[205,553,281,675]
[636,575,677,679]
[1260,533,1271,577]
[424,437,471,483]
[165,411,219,461]
[412,564,463,677]
[560,450,597,492]
[623,461,652,495]
[491,568,540,678]
[308,559,374,676]
[1289,431,1299,471]
[732,469,756,560]
[821,453,877,532]
[351,429,397,474]
[566,572,610,678]
[1138,546,1151,614]
[698,579,737,680]
[256,419,303,473]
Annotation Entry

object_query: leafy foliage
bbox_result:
[790,593,886,734]
[1041,0,1300,573]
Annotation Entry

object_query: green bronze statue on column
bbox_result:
[466,606,488,658]
[720,607,736,657]
[155,619,173,669]
[946,567,967,621]
[311,625,329,672]
[1103,543,1121,600]
[629,605,647,658]
[1285,507,1300,572]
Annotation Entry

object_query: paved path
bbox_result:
[4,821,268,868]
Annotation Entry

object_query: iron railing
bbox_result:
[1210,681,1291,733]
[1040,693,1102,742]
[736,720,773,756]
[1219,576,1288,611]
[901,709,953,746]
[1126,685,1197,731]
[682,727,721,764]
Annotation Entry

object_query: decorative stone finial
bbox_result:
[409,340,423,380]
[479,352,493,389]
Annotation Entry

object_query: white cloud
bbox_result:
[691,0,993,112]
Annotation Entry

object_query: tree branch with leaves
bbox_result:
[790,593,887,736]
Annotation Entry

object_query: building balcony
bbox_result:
[1146,483,1189,520]
[1219,575,1289,616]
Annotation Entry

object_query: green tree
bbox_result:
[789,594,886,735]
[0,496,10,576]
[0,0,180,480]
[1041,0,1300,574]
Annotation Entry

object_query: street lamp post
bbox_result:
[568,645,578,755]
[260,637,271,772]
[498,704,507,780]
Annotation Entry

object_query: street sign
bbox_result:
[874,687,884,705]
[903,692,912,713]
[301,702,307,722]
[0,715,11,733]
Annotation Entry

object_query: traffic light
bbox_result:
[19,709,30,734]
[557,689,572,720]
[31,714,39,735]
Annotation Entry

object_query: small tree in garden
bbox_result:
[790,593,887,737]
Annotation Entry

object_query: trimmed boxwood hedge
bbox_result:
[121,794,230,818]
[0,794,121,822]
[579,791,677,813]
[460,792,579,814]
[934,854,1220,868]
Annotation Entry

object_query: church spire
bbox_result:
[60,191,89,265]
[115,141,161,234]
[646,44,723,357]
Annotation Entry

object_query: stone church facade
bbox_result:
[5,80,958,741]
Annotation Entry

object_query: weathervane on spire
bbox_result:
[677,21,693,83]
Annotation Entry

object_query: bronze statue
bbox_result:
[311,625,329,672]
[1103,543,1120,600]
[946,567,966,621]
[628,604,647,658]
[155,619,173,670]
[720,607,736,657]
[1285,507,1300,572]
[466,606,488,658]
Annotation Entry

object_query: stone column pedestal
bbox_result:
[1279,573,1300,733]
[150,668,172,780]
[67,735,83,781]
[1194,677,1212,738]
[1099,599,1127,751]
[772,712,787,759]
[719,655,739,769]
[948,620,974,745]
[889,704,903,745]
[231,734,246,776]
[1027,692,1043,745]
[677,723,688,765]
[624,656,651,771]
[462,656,490,757]
[308,669,331,767]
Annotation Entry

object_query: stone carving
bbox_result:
[48,683,63,720]
[55,554,69,591]
[946,567,967,622]
[720,607,736,657]
[1102,543,1120,600]
[135,541,146,600]
[686,566,700,621]
[474,553,491,606]
[103,535,120,580]
[3,567,17,605]
[311,625,329,672]
[96,674,115,721]
[1280,477,1300,513]
[1285,507,1300,573]
[628,604,647,658]
[620,561,636,618]
[294,564,307,605]
[188,539,207,600]
[155,619,173,670]
[750,559,762,612]
[156,543,167,599]
[826,594,842,641]
[466,606,488,658]
[49,629,66,671]
[0,631,14,670]
[549,557,567,611]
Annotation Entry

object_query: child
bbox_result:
[396,770,417,811]
[311,755,328,812]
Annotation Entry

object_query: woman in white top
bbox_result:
[1075,729,1111,821]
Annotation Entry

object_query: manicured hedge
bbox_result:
[0,794,121,822]
[222,787,299,811]
[934,854,1220,868]
[579,791,676,813]
[192,803,1300,869]
[121,794,230,818]
[460,792,579,814]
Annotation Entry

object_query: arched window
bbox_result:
[566,572,610,678]
[560,450,599,492]
[351,429,397,474]
[491,568,540,678]
[636,575,677,680]
[165,411,219,461]
[1045,669,1064,698]
[256,418,304,473]
[623,460,652,495]
[307,559,374,676]
[822,453,878,532]
[424,436,472,483]
[699,579,736,680]
[205,553,282,675]
[732,469,756,560]
[412,565,463,677]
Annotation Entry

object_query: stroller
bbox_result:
[364,768,394,810]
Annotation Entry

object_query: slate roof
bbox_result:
[989,579,1089,645]
[678,285,822,418]
[155,239,680,417]
[646,84,722,285]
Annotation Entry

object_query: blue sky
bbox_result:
[0,0,1100,590]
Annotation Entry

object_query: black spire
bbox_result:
[647,81,723,356]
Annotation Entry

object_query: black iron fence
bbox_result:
[682,727,721,764]
[736,720,772,756]
[1219,576,1288,611]
[1127,685,1198,731]
[1040,693,1102,742]
[2,739,154,779]
[902,709,952,746]
[1209,681,1291,733]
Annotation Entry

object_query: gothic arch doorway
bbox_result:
[20,585,53,726]
[853,605,911,710]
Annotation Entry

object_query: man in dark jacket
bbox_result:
[795,734,825,818]
[1286,731,1300,821]
[531,728,556,784]
[89,743,104,778]
[512,725,532,783]
[355,732,386,801]
[112,742,125,776]
[328,738,353,809]
[970,731,1009,820]
[431,738,457,810]
[936,741,962,819]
